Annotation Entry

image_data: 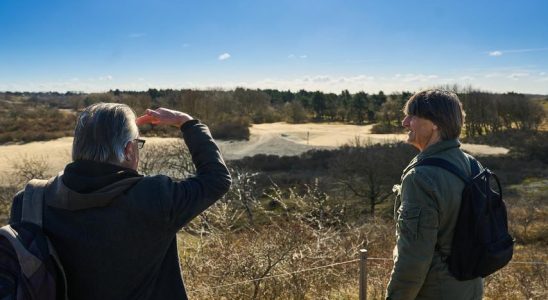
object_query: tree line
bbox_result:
[0,87,545,141]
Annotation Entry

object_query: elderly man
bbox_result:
[9,103,231,299]
[386,90,483,299]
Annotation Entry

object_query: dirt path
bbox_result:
[0,122,509,175]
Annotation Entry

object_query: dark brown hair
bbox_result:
[403,89,465,140]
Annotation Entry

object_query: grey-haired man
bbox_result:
[9,104,231,299]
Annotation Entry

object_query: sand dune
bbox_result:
[0,122,509,175]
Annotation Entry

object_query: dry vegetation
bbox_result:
[0,103,76,144]
[1,89,546,299]
[1,140,545,299]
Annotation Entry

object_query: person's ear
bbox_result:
[124,141,134,161]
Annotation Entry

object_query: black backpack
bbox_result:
[413,156,514,281]
[0,179,68,300]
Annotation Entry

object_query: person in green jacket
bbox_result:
[386,90,483,300]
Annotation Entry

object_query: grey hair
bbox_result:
[72,103,139,164]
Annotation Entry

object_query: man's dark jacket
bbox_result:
[9,121,231,300]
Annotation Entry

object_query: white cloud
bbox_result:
[397,74,439,82]
[484,73,503,78]
[288,54,307,59]
[508,73,530,80]
[459,76,475,81]
[311,76,330,83]
[489,51,503,56]
[218,53,231,61]
[99,75,113,81]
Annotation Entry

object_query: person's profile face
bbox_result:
[402,114,438,151]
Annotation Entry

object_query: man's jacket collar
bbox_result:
[417,139,461,160]
[403,139,461,175]
[45,160,143,211]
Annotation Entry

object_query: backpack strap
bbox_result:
[21,179,49,227]
[19,179,70,299]
[466,154,481,178]
[411,158,471,184]
[0,226,43,278]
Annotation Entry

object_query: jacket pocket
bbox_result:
[397,207,421,240]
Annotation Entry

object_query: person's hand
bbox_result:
[136,108,194,127]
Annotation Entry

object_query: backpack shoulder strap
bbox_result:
[22,179,49,228]
[412,157,471,184]
[0,225,42,278]
[465,154,481,177]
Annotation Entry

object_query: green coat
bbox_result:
[386,139,483,300]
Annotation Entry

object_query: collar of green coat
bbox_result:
[402,139,461,176]
[417,139,461,159]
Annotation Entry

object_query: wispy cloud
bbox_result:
[99,75,113,81]
[218,53,231,61]
[459,76,475,81]
[288,54,308,59]
[128,33,146,38]
[395,73,439,82]
[487,47,548,56]
[507,72,530,80]
[345,59,381,64]
[182,43,190,48]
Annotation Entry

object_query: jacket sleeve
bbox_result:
[153,120,232,231]
[386,169,440,300]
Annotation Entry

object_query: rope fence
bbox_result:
[188,258,362,294]
[188,249,547,299]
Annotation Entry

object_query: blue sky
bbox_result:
[1,0,547,94]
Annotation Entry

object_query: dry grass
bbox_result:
[177,176,547,299]
[0,144,545,300]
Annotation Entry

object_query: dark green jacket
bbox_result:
[386,139,483,300]
[10,121,231,300]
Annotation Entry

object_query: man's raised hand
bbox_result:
[136,108,193,127]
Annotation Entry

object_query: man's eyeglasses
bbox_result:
[134,138,146,149]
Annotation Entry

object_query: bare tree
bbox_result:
[138,140,194,180]
[330,138,414,216]
[226,167,260,224]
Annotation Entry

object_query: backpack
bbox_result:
[413,156,514,281]
[0,179,68,300]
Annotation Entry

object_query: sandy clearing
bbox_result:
[231,122,509,157]
[0,122,509,175]
[0,137,180,176]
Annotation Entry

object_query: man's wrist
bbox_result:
[180,119,200,131]
[176,113,194,127]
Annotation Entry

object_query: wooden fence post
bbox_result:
[359,249,368,300]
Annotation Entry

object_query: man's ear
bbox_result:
[124,141,134,161]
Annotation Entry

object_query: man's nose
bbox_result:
[402,116,410,127]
